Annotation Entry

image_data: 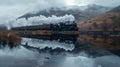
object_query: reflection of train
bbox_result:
[11,21,78,31]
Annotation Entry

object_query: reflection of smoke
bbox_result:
[0,46,120,67]
[0,46,36,58]
[0,46,51,67]
[21,38,75,51]
[59,54,120,67]
[95,55,120,67]
[10,14,75,27]
[60,56,95,67]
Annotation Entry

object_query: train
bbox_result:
[11,21,78,31]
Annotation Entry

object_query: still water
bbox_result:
[0,35,120,67]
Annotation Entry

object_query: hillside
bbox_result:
[78,5,120,31]
[109,6,120,13]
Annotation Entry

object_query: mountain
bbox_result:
[85,4,111,12]
[0,24,7,30]
[17,4,111,22]
[78,5,120,31]
[109,6,120,13]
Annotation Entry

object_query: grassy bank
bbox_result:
[0,31,21,47]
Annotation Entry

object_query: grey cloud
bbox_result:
[75,0,120,7]
[0,0,120,7]
[0,0,35,5]
[0,0,120,25]
[93,0,120,7]
[0,0,67,7]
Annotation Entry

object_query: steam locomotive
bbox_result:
[11,21,78,31]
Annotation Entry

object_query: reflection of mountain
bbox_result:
[78,5,120,31]
[18,4,111,21]
[79,35,120,56]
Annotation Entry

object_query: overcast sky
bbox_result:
[0,0,120,25]
[0,0,120,6]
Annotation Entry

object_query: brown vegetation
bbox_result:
[78,12,120,31]
[0,31,21,46]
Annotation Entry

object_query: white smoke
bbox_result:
[0,0,71,28]
[10,14,75,27]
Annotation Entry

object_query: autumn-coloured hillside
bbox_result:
[78,6,120,31]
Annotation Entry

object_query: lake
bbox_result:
[0,35,120,67]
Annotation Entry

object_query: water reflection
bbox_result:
[21,38,75,51]
[0,34,120,67]
[22,34,78,44]
[21,36,111,57]
[79,35,120,56]
[0,43,20,49]
[0,32,21,49]
[0,46,120,67]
